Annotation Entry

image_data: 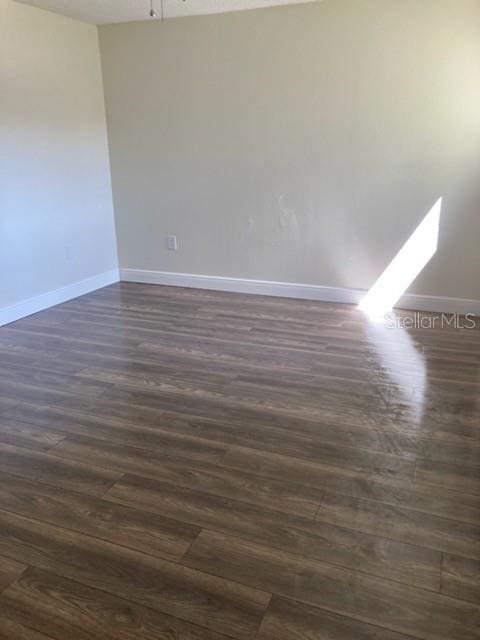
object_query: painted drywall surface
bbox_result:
[0,0,118,309]
[99,0,480,299]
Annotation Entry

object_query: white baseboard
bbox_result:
[120,268,480,315]
[0,269,120,327]
[395,292,480,314]
[2,267,477,326]
[120,268,362,304]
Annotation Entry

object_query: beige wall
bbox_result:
[101,0,479,300]
[0,0,118,310]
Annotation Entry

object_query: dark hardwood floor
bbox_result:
[0,282,479,640]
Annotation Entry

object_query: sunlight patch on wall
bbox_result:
[359,198,442,319]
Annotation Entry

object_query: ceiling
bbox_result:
[14,0,319,25]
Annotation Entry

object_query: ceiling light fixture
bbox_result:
[149,0,187,21]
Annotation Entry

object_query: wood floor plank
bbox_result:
[0,567,232,640]
[222,444,407,494]
[4,393,420,462]
[257,595,417,640]
[0,509,269,639]
[417,437,480,466]
[0,379,98,412]
[0,554,26,592]
[183,529,480,640]
[100,377,409,437]
[5,405,231,467]
[317,492,480,559]
[155,409,419,458]
[46,434,324,519]
[415,458,480,496]
[0,442,121,497]
[0,379,99,408]
[69,366,420,457]
[0,617,55,640]
[222,444,480,524]
[0,365,106,400]
[0,418,66,451]
[441,554,480,604]
[0,397,20,415]
[106,473,442,590]
[0,471,200,562]
[0,346,88,376]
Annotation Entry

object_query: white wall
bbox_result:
[0,0,118,321]
[99,0,480,302]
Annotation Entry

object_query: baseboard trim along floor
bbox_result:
[120,268,480,315]
[3,267,479,327]
[0,269,120,327]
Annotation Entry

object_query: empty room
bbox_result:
[1,0,480,638]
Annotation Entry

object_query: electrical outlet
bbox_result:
[167,235,177,251]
